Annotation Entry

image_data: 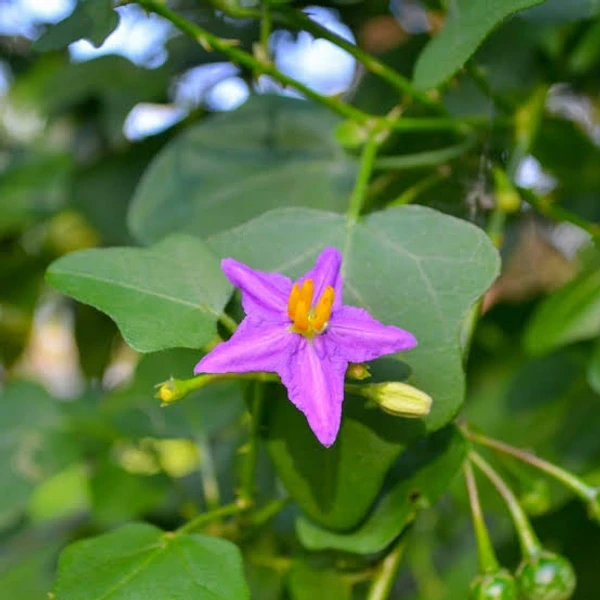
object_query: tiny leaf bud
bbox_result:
[363,382,432,418]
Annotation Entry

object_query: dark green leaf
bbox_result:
[288,562,350,600]
[413,0,546,90]
[52,523,250,599]
[524,268,600,355]
[34,0,119,51]
[296,426,467,554]
[523,0,600,22]
[46,235,232,353]
[128,96,356,243]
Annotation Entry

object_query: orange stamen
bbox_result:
[300,279,314,308]
[310,286,335,331]
[287,283,300,320]
[294,298,310,332]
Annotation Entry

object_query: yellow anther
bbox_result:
[294,298,310,332]
[287,283,300,320]
[310,286,335,331]
[300,279,314,308]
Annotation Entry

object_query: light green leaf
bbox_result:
[46,235,232,353]
[288,562,350,600]
[52,523,249,599]
[211,205,499,528]
[34,0,119,51]
[128,96,356,244]
[296,426,466,554]
[413,0,547,91]
[524,268,600,355]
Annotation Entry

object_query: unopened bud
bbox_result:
[520,480,552,516]
[334,120,370,149]
[364,382,432,418]
[154,375,212,405]
[516,551,576,600]
[469,569,518,600]
[493,167,521,213]
[346,363,371,381]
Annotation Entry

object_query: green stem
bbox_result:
[136,0,369,124]
[373,138,474,171]
[177,502,243,535]
[218,312,239,334]
[463,461,500,574]
[366,536,408,600]
[347,135,379,223]
[275,7,444,114]
[248,496,291,529]
[196,434,221,510]
[519,188,600,237]
[464,428,597,503]
[390,170,448,207]
[210,1,444,113]
[259,1,272,60]
[238,382,266,508]
[137,1,499,136]
[470,451,541,557]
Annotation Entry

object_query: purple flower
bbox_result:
[195,247,417,447]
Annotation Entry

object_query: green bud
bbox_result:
[346,363,371,381]
[363,382,432,418]
[334,120,370,149]
[469,570,518,600]
[516,552,576,600]
[493,167,521,213]
[520,480,552,516]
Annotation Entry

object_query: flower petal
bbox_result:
[298,247,343,309]
[326,305,417,363]
[280,337,347,447]
[194,318,297,374]
[222,258,292,321]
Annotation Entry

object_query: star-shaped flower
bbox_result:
[195,247,417,446]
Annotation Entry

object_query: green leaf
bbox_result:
[413,0,546,91]
[128,96,356,244]
[587,339,600,394]
[524,268,600,355]
[288,562,351,600]
[34,0,119,51]
[523,0,600,22]
[211,206,499,528]
[52,523,250,599]
[46,235,232,353]
[0,381,77,528]
[296,426,467,554]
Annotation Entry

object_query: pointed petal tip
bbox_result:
[313,425,339,448]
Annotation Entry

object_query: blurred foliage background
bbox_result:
[0,0,599,598]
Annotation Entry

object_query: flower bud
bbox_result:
[493,167,521,213]
[334,120,370,149]
[363,382,432,418]
[520,480,552,516]
[469,570,518,600]
[346,363,371,381]
[516,551,576,600]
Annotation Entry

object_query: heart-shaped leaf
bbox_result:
[52,523,249,599]
[46,235,231,353]
[210,205,499,528]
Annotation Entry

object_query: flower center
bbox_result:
[287,279,335,336]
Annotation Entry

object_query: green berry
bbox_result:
[516,552,576,600]
[469,570,518,600]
